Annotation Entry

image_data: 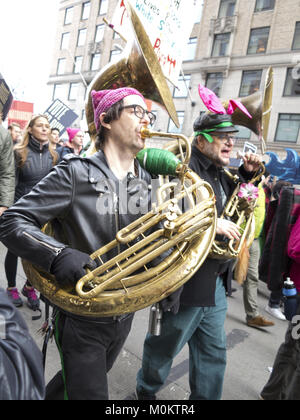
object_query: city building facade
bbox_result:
[48,0,300,158]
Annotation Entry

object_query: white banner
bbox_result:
[111,0,201,86]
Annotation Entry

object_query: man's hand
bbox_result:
[216,218,241,241]
[0,207,8,217]
[240,152,262,173]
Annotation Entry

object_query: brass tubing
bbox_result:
[141,127,191,165]
[76,210,214,299]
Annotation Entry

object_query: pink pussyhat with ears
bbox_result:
[66,127,81,142]
[198,84,252,118]
[91,87,145,131]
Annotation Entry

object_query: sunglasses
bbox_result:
[120,104,156,126]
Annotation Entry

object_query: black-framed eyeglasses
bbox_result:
[215,133,237,144]
[120,104,156,126]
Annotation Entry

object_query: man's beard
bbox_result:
[203,148,229,168]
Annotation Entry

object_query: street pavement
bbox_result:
[0,242,288,401]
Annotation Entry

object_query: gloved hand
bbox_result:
[159,286,183,314]
[50,247,97,285]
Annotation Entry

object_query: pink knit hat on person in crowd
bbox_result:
[91,88,145,131]
[66,127,81,142]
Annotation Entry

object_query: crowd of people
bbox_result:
[0,83,299,401]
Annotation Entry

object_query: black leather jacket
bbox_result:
[0,151,153,279]
[179,146,255,307]
[0,288,45,400]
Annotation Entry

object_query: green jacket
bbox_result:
[0,125,15,208]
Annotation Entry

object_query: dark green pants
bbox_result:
[137,278,227,400]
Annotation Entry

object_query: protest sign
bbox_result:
[111,0,200,86]
[0,74,13,121]
[44,99,79,135]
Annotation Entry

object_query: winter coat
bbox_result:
[179,146,255,307]
[0,288,45,400]
[0,125,15,208]
[287,214,300,293]
[61,141,82,159]
[254,184,266,239]
[259,187,300,291]
[14,136,55,202]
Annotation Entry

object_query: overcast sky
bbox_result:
[1,0,60,113]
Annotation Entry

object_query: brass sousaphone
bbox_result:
[22,2,217,317]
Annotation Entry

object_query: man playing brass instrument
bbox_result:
[136,110,262,401]
[0,87,158,400]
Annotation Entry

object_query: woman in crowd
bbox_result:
[5,115,59,311]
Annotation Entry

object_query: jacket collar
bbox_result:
[86,150,145,184]
[29,136,49,153]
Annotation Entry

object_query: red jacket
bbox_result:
[287,215,300,293]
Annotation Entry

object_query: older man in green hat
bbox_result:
[136,109,262,401]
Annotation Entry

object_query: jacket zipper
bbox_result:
[23,231,63,256]
[113,192,121,255]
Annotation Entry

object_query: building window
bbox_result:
[57,58,66,75]
[90,53,101,71]
[254,0,275,12]
[82,2,91,20]
[109,49,121,63]
[149,110,157,128]
[247,27,270,54]
[283,68,300,96]
[235,125,251,139]
[183,38,197,61]
[99,0,108,15]
[73,56,83,74]
[60,33,70,50]
[95,24,105,42]
[239,70,262,97]
[53,84,68,101]
[77,29,87,47]
[168,112,185,134]
[211,33,230,57]
[292,22,300,50]
[194,0,204,23]
[68,83,79,101]
[205,72,223,97]
[275,114,300,143]
[173,75,191,98]
[218,0,236,18]
[64,7,73,25]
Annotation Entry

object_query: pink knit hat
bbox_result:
[91,88,145,131]
[66,127,81,142]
